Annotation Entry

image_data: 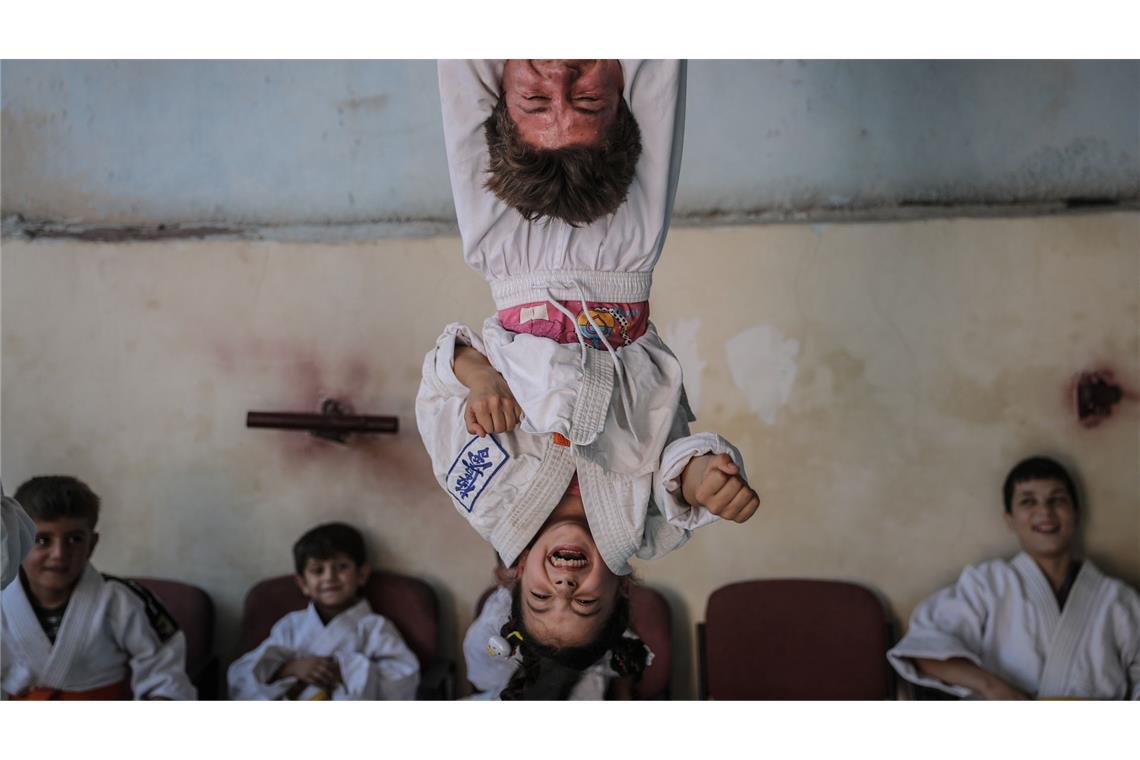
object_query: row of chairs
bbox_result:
[135,574,896,700]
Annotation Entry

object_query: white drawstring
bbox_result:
[543,282,638,430]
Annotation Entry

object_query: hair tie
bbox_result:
[487,630,524,658]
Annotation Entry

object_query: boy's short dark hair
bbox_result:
[482,95,642,225]
[292,522,367,574]
[1002,456,1080,514]
[14,475,100,528]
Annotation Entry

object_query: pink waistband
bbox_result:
[497,299,649,348]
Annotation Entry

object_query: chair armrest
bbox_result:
[415,656,457,700]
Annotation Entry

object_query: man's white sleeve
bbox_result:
[886,568,993,698]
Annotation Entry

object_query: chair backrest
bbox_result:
[129,577,215,684]
[628,585,671,699]
[700,579,892,700]
[474,583,672,699]
[236,570,439,668]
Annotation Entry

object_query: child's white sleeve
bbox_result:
[462,586,517,697]
[226,618,299,700]
[654,432,748,531]
[415,323,495,514]
[418,322,485,401]
[437,60,506,263]
[109,580,197,700]
[334,616,420,700]
[1,486,36,590]
[612,59,686,263]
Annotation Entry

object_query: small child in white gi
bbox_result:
[1,475,196,700]
[227,522,420,700]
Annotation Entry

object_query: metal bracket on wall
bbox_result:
[246,398,398,444]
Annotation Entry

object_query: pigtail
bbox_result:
[609,636,650,679]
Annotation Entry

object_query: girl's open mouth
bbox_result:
[548,545,588,568]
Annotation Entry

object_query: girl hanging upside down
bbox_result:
[417,60,759,697]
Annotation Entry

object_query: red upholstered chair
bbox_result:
[235,570,454,699]
[130,577,218,699]
[473,583,672,699]
[698,579,895,700]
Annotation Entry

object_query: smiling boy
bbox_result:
[227,522,419,700]
[1,475,195,700]
[887,456,1140,699]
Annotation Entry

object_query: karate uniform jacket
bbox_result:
[2,563,195,699]
[888,553,1140,699]
[227,599,420,700]
[416,324,746,576]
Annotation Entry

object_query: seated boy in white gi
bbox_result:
[228,522,420,700]
[1,475,196,700]
[888,456,1140,699]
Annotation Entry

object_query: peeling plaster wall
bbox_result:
[3,60,1137,227]
[3,213,1137,697]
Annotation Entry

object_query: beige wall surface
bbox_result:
[3,212,1137,697]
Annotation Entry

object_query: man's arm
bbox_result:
[912,657,1029,700]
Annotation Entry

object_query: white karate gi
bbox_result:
[1,483,35,590]
[227,599,420,700]
[437,60,691,479]
[1,564,196,699]
[416,325,744,575]
[888,553,1140,699]
[463,586,650,700]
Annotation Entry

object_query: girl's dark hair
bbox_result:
[14,475,100,528]
[1002,456,1080,514]
[482,95,642,226]
[498,583,649,700]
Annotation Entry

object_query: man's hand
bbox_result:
[278,656,342,690]
[978,674,1031,701]
[680,453,760,524]
[454,345,523,436]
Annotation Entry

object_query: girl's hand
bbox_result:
[454,345,523,436]
[464,373,524,436]
[681,453,760,523]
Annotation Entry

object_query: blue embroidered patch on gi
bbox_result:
[446,434,509,513]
